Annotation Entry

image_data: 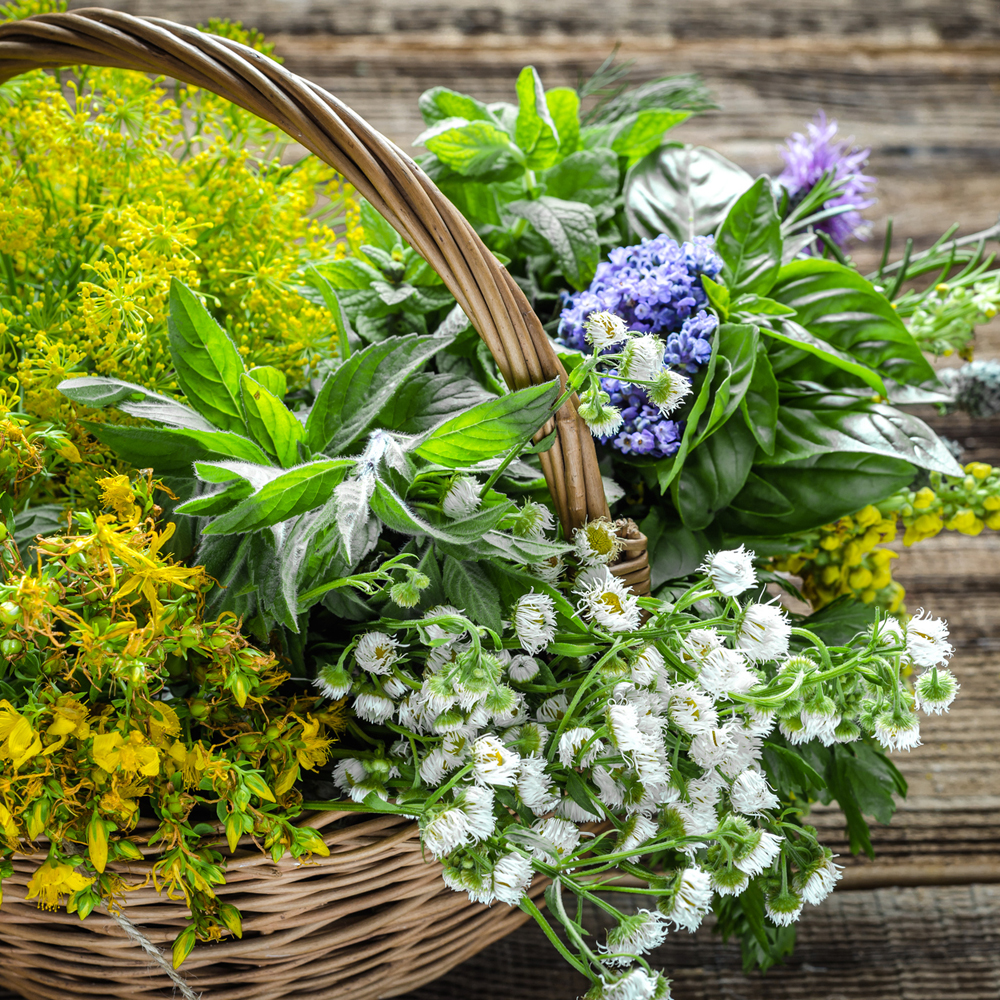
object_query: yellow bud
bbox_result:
[965,462,992,480]
[860,588,877,604]
[986,511,1000,530]
[985,496,1000,511]
[855,505,881,529]
[913,487,936,510]
[946,508,980,534]
[821,564,842,585]
[820,535,841,551]
[844,541,864,567]
[871,569,892,589]
[914,513,944,538]
[849,567,873,590]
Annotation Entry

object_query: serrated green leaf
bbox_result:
[590,108,691,165]
[515,66,561,169]
[246,366,287,400]
[419,118,521,177]
[506,197,599,290]
[57,376,218,432]
[307,333,452,454]
[201,460,352,535]
[83,421,269,476]
[441,557,503,632]
[418,86,499,127]
[626,143,753,243]
[716,177,782,296]
[545,87,581,157]
[413,379,559,466]
[539,148,618,207]
[168,279,246,433]
[175,480,254,517]
[240,373,304,468]
[378,372,494,434]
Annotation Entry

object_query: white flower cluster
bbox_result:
[317,549,957,992]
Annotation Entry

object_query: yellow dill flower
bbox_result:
[91,729,160,777]
[25,860,95,912]
[97,473,138,522]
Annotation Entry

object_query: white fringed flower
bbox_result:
[508,654,541,682]
[765,889,803,927]
[529,817,582,866]
[737,601,792,662]
[421,604,464,641]
[600,911,669,967]
[593,765,627,809]
[616,813,659,856]
[442,476,481,518]
[619,334,666,383]
[574,518,625,565]
[419,748,454,785]
[667,683,718,735]
[631,645,665,686]
[558,727,604,768]
[332,758,370,803]
[733,829,783,876]
[663,866,714,932]
[914,667,960,714]
[711,866,750,897]
[697,647,757,698]
[353,692,395,724]
[512,500,555,539]
[355,631,399,675]
[689,726,735,770]
[905,609,954,668]
[584,310,630,350]
[491,851,534,905]
[422,806,471,857]
[536,692,569,724]
[597,967,671,1000]
[462,785,497,840]
[798,853,843,905]
[873,706,922,752]
[730,769,780,816]
[647,368,691,415]
[471,734,521,786]
[313,662,352,700]
[680,627,723,663]
[513,592,557,655]
[577,567,641,632]
[517,754,561,815]
[578,386,625,438]
[700,544,758,598]
[801,696,841,746]
[529,554,564,584]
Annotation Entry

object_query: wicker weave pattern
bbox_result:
[0,9,650,997]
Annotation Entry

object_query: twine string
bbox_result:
[108,907,202,1000]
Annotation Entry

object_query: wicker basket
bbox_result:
[0,9,650,999]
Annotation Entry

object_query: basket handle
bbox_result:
[0,7,611,532]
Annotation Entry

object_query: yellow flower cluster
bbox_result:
[0,21,363,505]
[0,472,344,940]
[775,462,1000,612]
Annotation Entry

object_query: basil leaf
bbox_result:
[625,143,753,243]
[167,279,246,433]
[539,149,618,207]
[715,176,782,296]
[674,417,757,530]
[413,379,559,466]
[740,347,779,456]
[506,196,599,290]
[240,373,304,468]
[307,333,452,455]
[83,421,269,476]
[769,259,935,387]
[692,322,759,446]
[201,460,353,535]
[515,66,561,170]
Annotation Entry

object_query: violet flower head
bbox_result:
[777,111,876,249]
[557,234,722,460]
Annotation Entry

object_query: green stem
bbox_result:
[519,895,590,976]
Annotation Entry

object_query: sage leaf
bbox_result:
[506,197,599,290]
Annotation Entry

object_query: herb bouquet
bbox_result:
[0,8,978,1000]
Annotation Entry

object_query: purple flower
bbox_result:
[777,111,876,249]
[599,378,685,459]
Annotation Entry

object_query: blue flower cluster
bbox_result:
[558,234,723,458]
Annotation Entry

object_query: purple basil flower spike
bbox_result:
[777,111,877,249]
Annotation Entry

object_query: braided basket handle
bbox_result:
[0,9,650,590]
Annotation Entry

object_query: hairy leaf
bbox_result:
[506,196,599,290]
[441,557,503,632]
[58,376,218,432]
[540,149,618,207]
[378,372,495,434]
[418,118,521,177]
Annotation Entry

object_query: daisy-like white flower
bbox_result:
[332,758,369,803]
[471,734,521,786]
[734,829,783,876]
[313,662,352,700]
[615,813,659,856]
[697,647,757,698]
[462,785,498,841]
[592,764,627,810]
[578,385,625,438]
[680,627,723,664]
[647,368,691,415]
[737,601,792,662]
[905,609,954,668]
[355,631,399,675]
[574,518,625,566]
[689,726,735,770]
[517,754,561,814]
[353,692,395,724]
[529,816,582,866]
[511,500,555,539]
[512,592,557,655]
[596,967,671,1000]
[600,910,669,967]
[507,654,541,682]
[516,722,549,756]
[584,309,630,350]
[662,866,714,932]
[871,616,906,648]
[558,727,604,768]
[490,851,534,906]
[765,887,804,927]
[797,851,843,905]
[667,683,718,735]
[422,805,472,857]
[536,692,569,724]
[420,604,465,642]
[631,645,665,686]
[730,769,780,816]
[711,865,750,897]
[873,705,922,752]
[914,667,960,714]
[577,567,642,632]
[800,694,841,746]
[619,334,666,384]
[442,476,481,518]
[419,747,454,785]
[700,545,757,598]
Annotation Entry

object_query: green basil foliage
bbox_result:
[59,279,568,642]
